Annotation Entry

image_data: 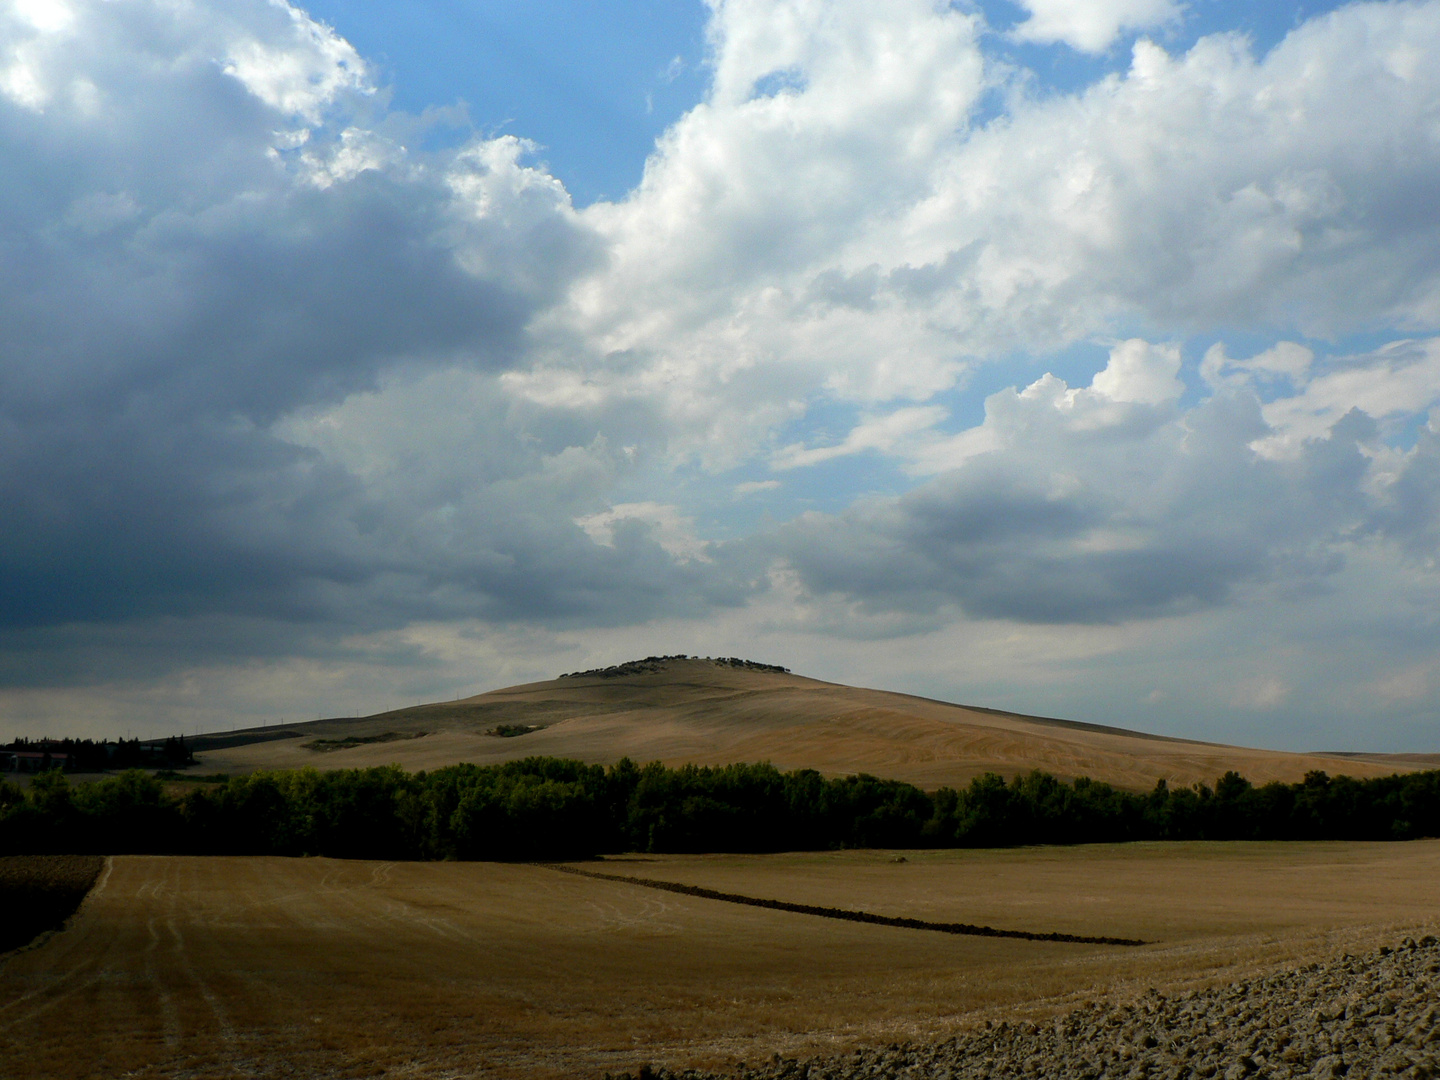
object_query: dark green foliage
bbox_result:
[303,732,420,752]
[2,761,1438,861]
[0,770,179,854]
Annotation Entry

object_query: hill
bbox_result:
[190,656,1431,790]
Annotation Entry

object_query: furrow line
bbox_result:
[545,864,1149,946]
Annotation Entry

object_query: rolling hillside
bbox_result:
[191,657,1432,790]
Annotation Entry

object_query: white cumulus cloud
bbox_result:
[1010,0,1183,53]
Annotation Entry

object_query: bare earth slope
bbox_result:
[198,658,1425,789]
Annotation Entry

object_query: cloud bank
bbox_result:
[3,0,1440,748]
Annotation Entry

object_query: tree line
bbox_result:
[2,758,1438,860]
[2,736,195,772]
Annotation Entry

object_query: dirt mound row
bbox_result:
[614,936,1440,1080]
[0,855,105,954]
[551,864,1146,946]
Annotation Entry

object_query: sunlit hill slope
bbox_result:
[193,657,1434,790]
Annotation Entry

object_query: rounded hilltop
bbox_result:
[557,656,791,680]
[190,657,1434,791]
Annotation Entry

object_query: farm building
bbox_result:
[0,750,70,773]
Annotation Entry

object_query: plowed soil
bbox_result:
[1,842,1438,1079]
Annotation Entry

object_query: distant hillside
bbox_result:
[194,656,1431,790]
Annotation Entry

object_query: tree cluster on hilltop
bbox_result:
[2,759,1438,860]
[557,656,790,679]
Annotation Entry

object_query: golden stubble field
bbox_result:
[3,842,1439,1080]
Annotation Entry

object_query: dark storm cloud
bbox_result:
[0,160,594,623]
[0,0,735,667]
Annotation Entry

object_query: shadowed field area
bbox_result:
[2,843,1438,1079]
[195,659,1435,789]
[0,856,105,953]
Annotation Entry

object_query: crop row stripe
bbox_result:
[544,864,1148,946]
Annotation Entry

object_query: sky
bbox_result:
[3,0,1440,752]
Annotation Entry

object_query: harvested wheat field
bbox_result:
[3,842,1439,1080]
[195,658,1428,790]
[625,937,1440,1080]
